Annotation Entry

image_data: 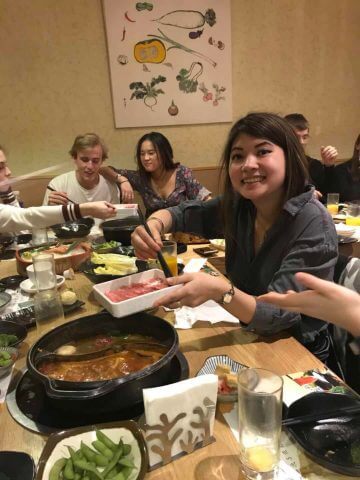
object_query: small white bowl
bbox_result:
[197,354,247,402]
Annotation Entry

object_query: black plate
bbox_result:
[0,451,35,480]
[0,275,26,290]
[79,258,148,284]
[16,233,32,244]
[0,320,27,346]
[286,392,360,476]
[0,300,85,329]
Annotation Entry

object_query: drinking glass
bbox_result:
[32,253,57,291]
[31,228,48,246]
[34,289,64,336]
[345,202,360,226]
[326,193,340,215]
[161,240,178,276]
[237,368,283,480]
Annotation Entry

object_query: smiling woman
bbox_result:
[100,132,211,217]
[131,113,339,362]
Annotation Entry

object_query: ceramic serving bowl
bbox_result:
[36,420,148,480]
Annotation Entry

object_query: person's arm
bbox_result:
[100,166,134,203]
[0,201,116,233]
[0,185,20,207]
[258,272,360,337]
[131,209,174,259]
[180,165,212,201]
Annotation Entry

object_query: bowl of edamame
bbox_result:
[36,420,148,480]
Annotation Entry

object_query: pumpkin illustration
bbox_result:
[134,39,166,64]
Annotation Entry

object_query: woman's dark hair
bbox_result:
[135,132,178,178]
[220,112,309,239]
[350,134,360,182]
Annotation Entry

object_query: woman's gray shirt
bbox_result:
[167,189,338,345]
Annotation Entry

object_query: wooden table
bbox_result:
[0,247,337,479]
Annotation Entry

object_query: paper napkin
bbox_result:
[143,374,218,467]
[174,300,239,329]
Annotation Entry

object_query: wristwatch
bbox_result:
[218,283,235,306]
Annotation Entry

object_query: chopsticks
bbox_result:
[137,208,172,278]
[46,186,76,205]
[282,405,360,427]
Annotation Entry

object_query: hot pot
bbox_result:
[27,311,178,414]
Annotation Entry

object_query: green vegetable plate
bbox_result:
[0,320,27,347]
[36,420,148,480]
[0,346,18,378]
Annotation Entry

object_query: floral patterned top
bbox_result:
[114,164,211,216]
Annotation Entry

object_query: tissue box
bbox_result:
[113,204,139,220]
[92,269,181,318]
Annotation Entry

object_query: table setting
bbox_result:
[1,219,359,480]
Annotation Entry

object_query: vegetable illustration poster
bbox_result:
[103,0,232,128]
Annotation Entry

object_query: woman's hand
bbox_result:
[48,190,69,206]
[131,223,162,259]
[119,180,134,203]
[80,201,116,220]
[153,272,230,308]
[258,272,360,336]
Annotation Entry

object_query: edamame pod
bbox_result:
[73,460,104,480]
[49,458,66,480]
[96,430,117,451]
[102,444,123,477]
[92,440,113,459]
[110,471,125,480]
[64,458,75,480]
[121,444,131,456]
[80,441,97,462]
[95,453,109,467]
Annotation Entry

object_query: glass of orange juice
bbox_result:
[238,368,283,479]
[326,193,339,215]
[345,202,360,226]
[161,240,178,276]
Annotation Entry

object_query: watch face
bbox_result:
[223,292,233,304]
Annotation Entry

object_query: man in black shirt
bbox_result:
[284,114,338,196]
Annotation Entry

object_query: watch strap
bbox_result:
[218,282,235,305]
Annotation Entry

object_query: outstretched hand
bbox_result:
[80,201,116,220]
[258,272,360,335]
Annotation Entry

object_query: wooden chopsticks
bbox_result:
[137,208,173,278]
[282,404,360,427]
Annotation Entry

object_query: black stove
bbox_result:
[7,352,189,434]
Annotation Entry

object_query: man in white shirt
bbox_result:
[43,133,120,208]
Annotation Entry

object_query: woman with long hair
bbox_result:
[131,113,338,361]
[101,131,211,216]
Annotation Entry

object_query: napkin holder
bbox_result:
[142,374,218,469]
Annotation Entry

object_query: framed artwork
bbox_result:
[103,0,232,128]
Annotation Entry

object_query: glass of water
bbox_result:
[237,368,283,480]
